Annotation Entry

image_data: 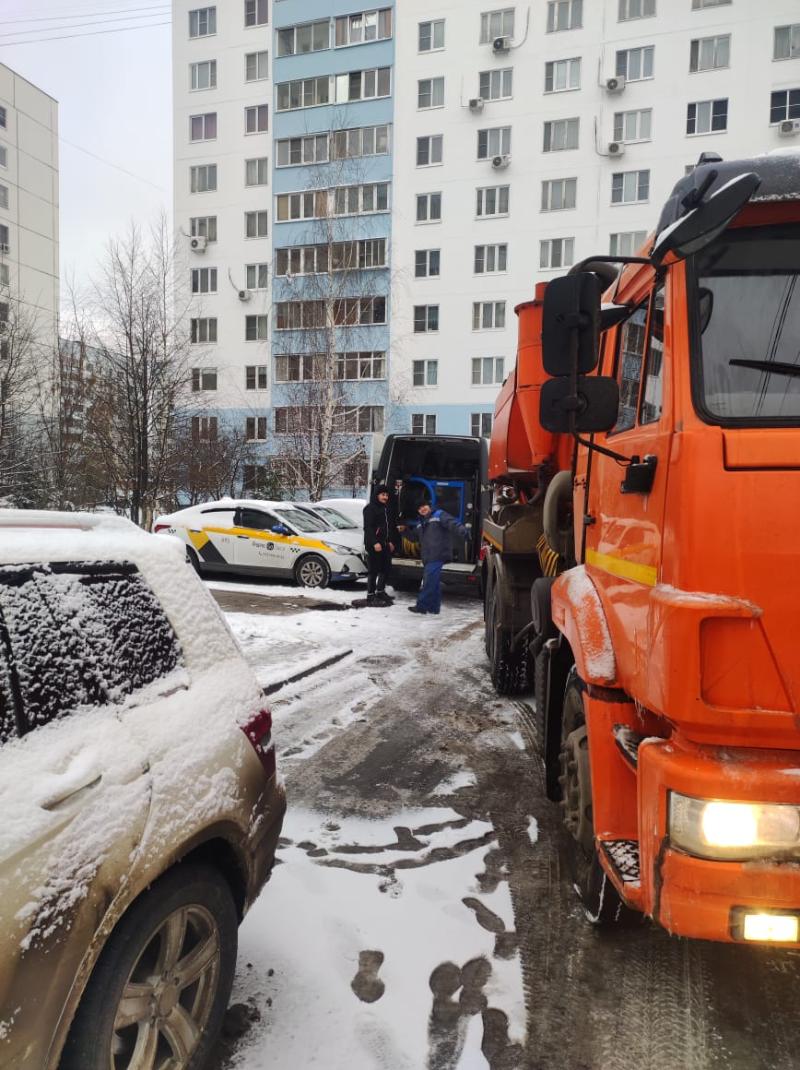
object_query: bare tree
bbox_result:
[0,288,48,505]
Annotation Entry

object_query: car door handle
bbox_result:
[237,534,249,539]
[41,771,103,811]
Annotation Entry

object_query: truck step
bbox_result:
[612,723,645,770]
[600,839,641,888]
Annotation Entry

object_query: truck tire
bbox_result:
[559,671,629,925]
[487,582,530,696]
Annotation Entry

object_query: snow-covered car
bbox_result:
[294,502,360,532]
[154,498,368,588]
[315,497,367,528]
[0,510,285,1070]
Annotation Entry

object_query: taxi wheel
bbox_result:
[295,554,330,589]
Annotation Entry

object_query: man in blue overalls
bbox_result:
[407,498,468,615]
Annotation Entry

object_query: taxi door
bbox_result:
[233,507,292,574]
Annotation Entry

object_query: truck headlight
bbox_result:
[669,793,800,860]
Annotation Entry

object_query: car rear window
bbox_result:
[0,561,183,744]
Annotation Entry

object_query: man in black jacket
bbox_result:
[362,484,399,606]
[407,499,468,615]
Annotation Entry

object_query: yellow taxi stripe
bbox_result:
[585,547,657,587]
[202,525,334,554]
[187,530,209,551]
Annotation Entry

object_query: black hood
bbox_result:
[370,483,391,502]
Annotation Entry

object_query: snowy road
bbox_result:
[208,578,800,1070]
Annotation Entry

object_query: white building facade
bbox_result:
[173,0,800,487]
[0,63,59,350]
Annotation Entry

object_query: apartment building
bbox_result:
[0,63,59,351]
[173,0,800,490]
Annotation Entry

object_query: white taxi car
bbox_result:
[154,499,368,588]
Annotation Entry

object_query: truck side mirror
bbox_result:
[650,172,760,264]
[541,273,601,376]
[540,376,620,434]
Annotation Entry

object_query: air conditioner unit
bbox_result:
[779,119,800,136]
[468,97,485,112]
[491,153,511,169]
[605,75,626,94]
[492,35,510,53]
[238,289,251,302]
[607,141,625,156]
[190,235,207,252]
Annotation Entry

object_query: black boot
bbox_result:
[375,590,394,605]
[366,592,377,605]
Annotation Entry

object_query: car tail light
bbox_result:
[242,708,276,779]
[153,523,170,533]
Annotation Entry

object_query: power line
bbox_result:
[1,3,170,26]
[0,9,170,39]
[59,135,169,194]
[1,19,171,45]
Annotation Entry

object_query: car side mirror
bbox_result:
[540,376,620,434]
[541,273,602,376]
[271,523,290,536]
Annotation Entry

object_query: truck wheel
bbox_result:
[295,554,330,588]
[559,672,628,925]
[61,863,238,1070]
[487,584,530,696]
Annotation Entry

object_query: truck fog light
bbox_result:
[669,793,800,860]
[742,913,799,943]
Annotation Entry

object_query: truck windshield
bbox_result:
[693,224,800,424]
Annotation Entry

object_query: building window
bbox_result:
[245,315,269,341]
[774,25,800,61]
[0,106,5,129]
[332,182,390,216]
[190,215,217,241]
[471,412,494,437]
[246,365,269,390]
[544,58,580,93]
[0,264,8,288]
[541,177,576,211]
[472,301,506,329]
[245,210,269,237]
[0,185,7,211]
[692,0,730,8]
[190,112,217,141]
[613,108,652,142]
[246,263,269,289]
[192,416,218,441]
[480,8,515,43]
[331,123,390,160]
[477,126,511,159]
[687,98,728,134]
[335,67,392,102]
[276,244,326,274]
[415,249,441,278]
[190,317,217,343]
[275,297,386,329]
[190,164,217,193]
[245,50,269,81]
[689,35,730,72]
[0,146,6,169]
[276,190,327,222]
[191,267,217,293]
[276,76,331,112]
[189,6,216,37]
[419,19,445,51]
[414,305,439,332]
[610,231,647,256]
[543,118,579,152]
[334,9,393,46]
[192,366,218,391]
[476,185,510,217]
[244,0,268,27]
[246,416,268,440]
[332,238,387,269]
[480,68,513,100]
[416,192,442,223]
[546,0,582,32]
[413,359,439,387]
[0,224,8,253]
[611,169,650,204]
[277,19,330,57]
[411,413,437,435]
[474,244,508,273]
[245,105,268,134]
[616,46,654,81]
[540,237,575,269]
[618,0,655,19]
[417,135,443,166]
[472,357,505,385]
[334,351,386,380]
[418,77,445,109]
[770,88,800,124]
[276,134,328,167]
[245,157,269,186]
[274,355,321,382]
[190,60,217,90]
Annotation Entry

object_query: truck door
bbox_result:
[583,277,671,685]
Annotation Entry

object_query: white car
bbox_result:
[315,497,368,527]
[154,499,368,588]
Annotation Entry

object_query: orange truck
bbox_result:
[482,151,800,945]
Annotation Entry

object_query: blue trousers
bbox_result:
[417,561,443,613]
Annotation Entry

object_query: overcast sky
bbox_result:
[1,1,173,302]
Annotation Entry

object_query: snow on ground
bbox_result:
[215,580,527,1069]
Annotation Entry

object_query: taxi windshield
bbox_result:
[693,224,800,424]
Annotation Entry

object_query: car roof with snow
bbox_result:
[166,498,306,515]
